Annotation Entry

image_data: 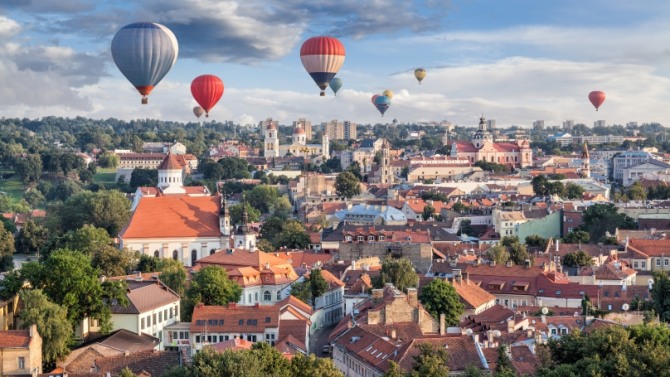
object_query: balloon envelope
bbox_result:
[111,22,179,104]
[329,77,343,96]
[191,74,224,117]
[414,68,426,84]
[382,89,394,100]
[193,106,205,118]
[300,36,345,96]
[373,95,391,116]
[588,91,606,111]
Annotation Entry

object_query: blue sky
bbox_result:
[1,0,670,128]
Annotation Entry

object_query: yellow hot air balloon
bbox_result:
[414,68,426,84]
[382,89,394,100]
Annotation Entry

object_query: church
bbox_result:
[119,152,232,267]
[264,122,329,161]
[449,116,532,168]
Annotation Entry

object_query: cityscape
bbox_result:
[2,1,670,377]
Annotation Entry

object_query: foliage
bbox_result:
[137,254,160,272]
[245,185,280,214]
[309,269,329,306]
[183,266,241,321]
[92,246,138,277]
[458,219,474,237]
[14,153,42,184]
[97,152,119,168]
[474,160,511,173]
[564,182,585,199]
[47,189,131,236]
[495,345,514,376]
[118,367,138,377]
[129,168,158,190]
[418,279,465,325]
[290,280,312,305]
[290,353,344,377]
[525,235,548,250]
[14,219,48,255]
[374,257,418,292]
[501,236,531,265]
[0,222,15,272]
[156,259,188,297]
[422,204,435,221]
[19,289,72,368]
[651,271,670,322]
[487,245,510,265]
[409,343,450,377]
[563,230,590,244]
[335,171,361,198]
[626,181,648,201]
[256,239,276,253]
[21,249,128,331]
[562,251,593,267]
[272,220,310,250]
[579,203,636,242]
[382,361,407,377]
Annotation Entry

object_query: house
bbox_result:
[0,324,42,376]
[180,296,312,356]
[194,249,300,306]
[621,238,670,272]
[107,275,181,349]
[330,285,487,376]
[301,269,345,328]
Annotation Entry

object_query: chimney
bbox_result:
[372,289,384,302]
[407,288,418,307]
[439,313,446,335]
[555,239,560,253]
[454,269,462,284]
[391,329,397,340]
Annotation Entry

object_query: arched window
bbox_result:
[264,291,271,301]
[210,248,216,255]
[154,250,160,258]
[191,249,198,265]
[172,250,178,260]
[276,291,281,301]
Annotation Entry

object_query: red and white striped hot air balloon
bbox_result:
[300,36,345,96]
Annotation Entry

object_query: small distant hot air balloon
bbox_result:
[414,68,426,84]
[111,22,179,104]
[373,95,391,117]
[193,106,205,119]
[300,36,346,96]
[382,89,394,100]
[191,74,224,117]
[329,77,343,96]
[588,91,606,111]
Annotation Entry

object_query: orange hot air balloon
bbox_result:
[588,91,606,111]
[191,75,224,117]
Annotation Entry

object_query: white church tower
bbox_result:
[264,120,279,157]
[233,196,256,251]
[157,152,186,194]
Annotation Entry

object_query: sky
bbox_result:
[1,0,670,128]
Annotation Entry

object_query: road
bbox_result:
[310,324,336,357]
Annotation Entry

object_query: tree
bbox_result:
[335,171,361,198]
[422,204,435,221]
[137,254,160,272]
[24,189,45,207]
[383,362,407,377]
[525,235,548,250]
[14,153,42,184]
[245,185,279,214]
[0,222,15,272]
[487,245,510,265]
[118,367,138,377]
[565,182,585,200]
[273,220,310,249]
[419,279,465,325]
[52,225,112,256]
[14,219,48,255]
[501,236,530,265]
[290,353,344,377]
[256,239,276,253]
[627,181,648,201]
[23,249,128,331]
[19,289,72,369]
[184,266,241,321]
[651,271,670,322]
[374,257,418,292]
[157,259,188,297]
[562,251,593,267]
[409,343,450,377]
[458,219,474,237]
[531,175,550,196]
[563,230,590,244]
[309,269,329,306]
[290,280,312,305]
[48,190,131,236]
[97,152,119,168]
[495,345,515,376]
[129,168,158,190]
[580,203,636,242]
[259,215,285,242]
[92,246,137,277]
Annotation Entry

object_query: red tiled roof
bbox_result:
[157,153,183,170]
[0,329,31,348]
[451,141,479,153]
[121,196,222,238]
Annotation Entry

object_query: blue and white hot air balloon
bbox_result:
[329,77,343,96]
[111,22,179,104]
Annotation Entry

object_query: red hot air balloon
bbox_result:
[191,75,224,117]
[300,36,345,96]
[588,91,606,111]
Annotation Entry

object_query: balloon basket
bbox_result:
[320,91,325,96]
[141,97,148,105]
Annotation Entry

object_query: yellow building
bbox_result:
[0,324,42,376]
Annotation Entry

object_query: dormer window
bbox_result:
[379,235,385,241]
[345,235,352,242]
[357,236,364,242]
[368,235,375,242]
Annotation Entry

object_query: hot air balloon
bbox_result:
[371,94,379,105]
[300,36,345,96]
[193,106,205,119]
[329,77,343,96]
[588,91,606,111]
[111,22,179,104]
[382,89,394,100]
[373,95,391,116]
[191,74,224,117]
[414,68,426,84]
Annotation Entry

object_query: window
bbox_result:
[357,236,364,242]
[379,235,385,241]
[18,357,25,369]
[191,249,198,265]
[173,250,179,260]
[210,249,216,255]
[159,311,163,323]
[657,259,661,266]
[153,313,157,325]
[665,259,669,266]
[277,291,281,300]
[368,235,375,241]
[642,261,646,268]
[264,291,271,301]
[154,250,160,258]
